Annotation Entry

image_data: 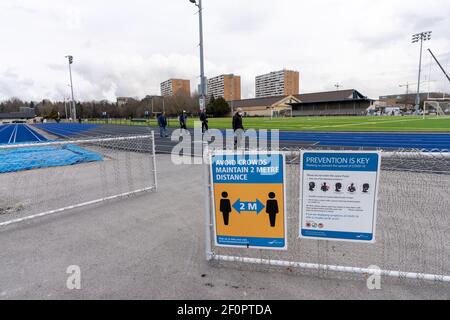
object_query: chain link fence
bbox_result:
[0,134,157,227]
[205,147,450,285]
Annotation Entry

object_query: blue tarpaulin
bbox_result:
[0,144,103,173]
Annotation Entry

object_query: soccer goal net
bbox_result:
[424,100,450,116]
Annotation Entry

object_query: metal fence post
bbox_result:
[151,130,158,191]
[203,140,213,261]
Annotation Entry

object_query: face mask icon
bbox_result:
[335,183,342,192]
[309,182,316,191]
[363,183,370,193]
[348,183,356,193]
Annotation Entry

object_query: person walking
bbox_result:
[179,110,187,131]
[157,112,168,137]
[200,110,208,133]
[232,108,244,147]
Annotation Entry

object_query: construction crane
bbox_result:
[399,82,413,94]
[399,81,433,94]
[428,48,450,84]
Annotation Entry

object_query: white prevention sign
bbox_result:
[299,150,381,243]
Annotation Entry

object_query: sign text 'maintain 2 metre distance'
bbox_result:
[210,151,286,250]
[300,151,381,243]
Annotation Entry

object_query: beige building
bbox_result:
[116,97,137,107]
[230,89,373,117]
[255,69,300,98]
[160,79,191,97]
[207,74,241,101]
[230,95,300,117]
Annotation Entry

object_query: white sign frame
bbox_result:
[299,150,381,243]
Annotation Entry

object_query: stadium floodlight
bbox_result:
[411,31,432,113]
[188,0,206,111]
[65,55,76,120]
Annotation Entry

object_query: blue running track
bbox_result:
[32,123,450,151]
[0,124,103,173]
[0,124,47,144]
[276,131,450,150]
[34,123,99,138]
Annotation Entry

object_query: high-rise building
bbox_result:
[255,70,299,98]
[160,79,191,97]
[207,74,241,101]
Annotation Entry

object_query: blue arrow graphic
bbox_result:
[232,199,265,215]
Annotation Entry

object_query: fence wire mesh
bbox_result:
[207,148,450,285]
[0,134,157,226]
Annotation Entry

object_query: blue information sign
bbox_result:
[300,151,381,243]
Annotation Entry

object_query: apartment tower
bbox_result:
[207,74,241,101]
[255,70,300,98]
[160,79,191,97]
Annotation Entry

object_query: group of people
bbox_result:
[156,108,245,139]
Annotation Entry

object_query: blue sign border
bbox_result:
[301,229,373,241]
[211,151,287,251]
[302,152,379,172]
[211,153,284,184]
[217,236,285,248]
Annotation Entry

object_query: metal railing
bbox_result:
[204,147,450,283]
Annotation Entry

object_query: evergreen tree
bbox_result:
[206,95,230,117]
[206,95,216,115]
[214,97,231,117]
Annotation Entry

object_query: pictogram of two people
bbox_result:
[219,192,279,227]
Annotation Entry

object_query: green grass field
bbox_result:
[88,116,450,132]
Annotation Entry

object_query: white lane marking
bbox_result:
[8,125,18,143]
[13,125,19,143]
[7,125,14,143]
[24,124,43,142]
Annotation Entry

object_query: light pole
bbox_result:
[65,55,77,121]
[189,0,206,111]
[64,97,68,120]
[412,31,432,114]
[190,0,211,261]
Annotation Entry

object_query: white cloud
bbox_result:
[0,0,449,101]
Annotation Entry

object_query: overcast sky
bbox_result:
[0,0,449,102]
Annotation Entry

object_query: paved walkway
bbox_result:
[0,155,448,299]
